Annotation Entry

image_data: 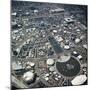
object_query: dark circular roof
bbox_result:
[56,56,80,77]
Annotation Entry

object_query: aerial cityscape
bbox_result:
[11,0,88,89]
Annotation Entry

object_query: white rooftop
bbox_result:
[64,45,70,50]
[23,71,34,82]
[45,73,49,77]
[34,10,38,13]
[58,53,71,62]
[46,59,54,66]
[73,51,78,55]
[71,75,87,85]
[57,36,63,42]
[49,66,55,72]
[53,71,57,75]
[53,30,57,33]
[45,77,49,81]
[26,62,35,67]
[55,77,59,81]
[12,12,17,16]
[30,62,35,67]
[26,12,29,15]
[80,35,85,40]
[77,55,82,60]
[75,38,80,43]
[83,44,87,49]
[12,61,22,70]
[50,8,64,12]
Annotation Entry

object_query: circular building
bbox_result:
[22,71,34,82]
[56,56,81,77]
[46,58,55,66]
[71,75,87,85]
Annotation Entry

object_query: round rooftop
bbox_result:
[56,56,81,77]
[23,71,34,82]
[49,66,55,72]
[46,59,54,66]
[71,75,87,85]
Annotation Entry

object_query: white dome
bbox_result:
[55,77,59,81]
[80,35,85,40]
[75,38,80,43]
[23,71,34,82]
[83,44,87,49]
[58,75,61,78]
[71,75,87,85]
[73,51,77,55]
[53,71,57,74]
[77,55,82,60]
[45,73,49,77]
[34,10,38,13]
[12,12,17,16]
[64,45,70,50]
[26,65,31,69]
[45,77,49,81]
[53,30,57,33]
[63,31,67,33]
[58,54,71,62]
[30,62,35,67]
[46,59,54,66]
[49,66,55,72]
[26,12,29,15]
[26,62,35,67]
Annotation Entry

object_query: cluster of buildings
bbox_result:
[11,1,87,89]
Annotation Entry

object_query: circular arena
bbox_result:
[56,56,81,77]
